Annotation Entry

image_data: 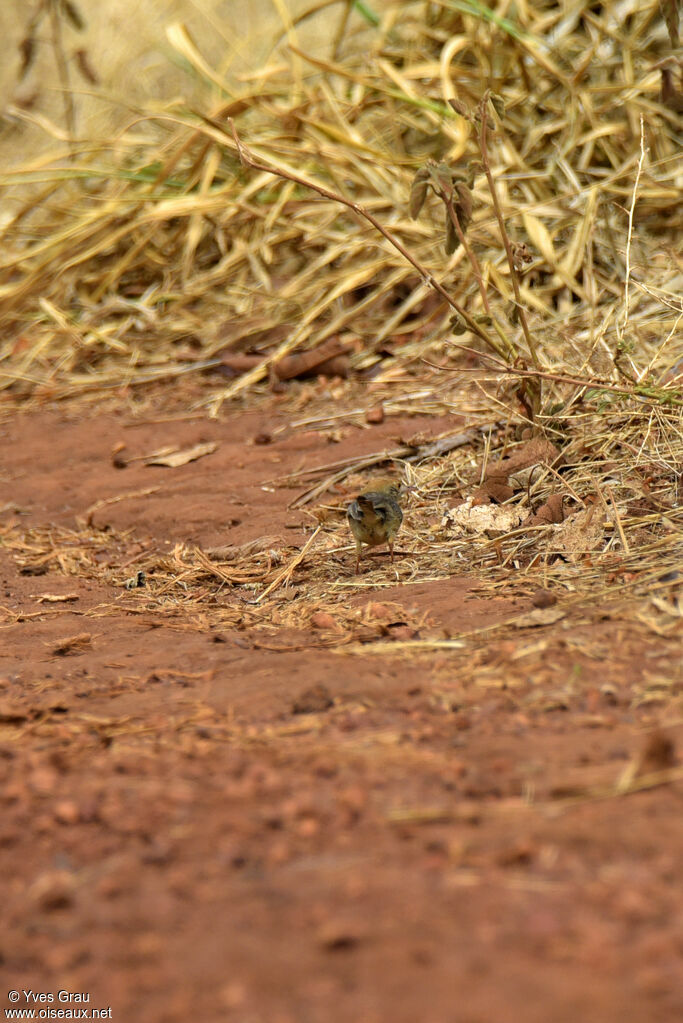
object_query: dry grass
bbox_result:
[0,0,681,641]
[1,0,680,397]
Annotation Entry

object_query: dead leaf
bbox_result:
[34,593,80,604]
[473,438,561,504]
[471,480,514,504]
[147,442,217,468]
[526,493,566,526]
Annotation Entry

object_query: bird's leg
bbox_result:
[389,541,394,564]
[355,539,363,575]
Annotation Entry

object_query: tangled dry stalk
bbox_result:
[0,0,681,631]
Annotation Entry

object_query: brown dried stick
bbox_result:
[443,194,516,360]
[250,525,322,605]
[228,120,505,359]
[453,346,683,407]
[477,96,539,369]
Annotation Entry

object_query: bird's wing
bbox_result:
[348,490,400,524]
[358,492,390,523]
[347,499,364,522]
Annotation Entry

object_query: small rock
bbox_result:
[317,918,364,951]
[29,870,76,911]
[29,767,59,795]
[496,840,536,867]
[291,684,334,715]
[383,623,417,642]
[600,683,619,706]
[297,816,319,837]
[365,405,384,425]
[641,730,676,772]
[111,442,127,468]
[220,982,248,1010]
[0,702,28,724]
[309,612,339,631]
[531,588,557,608]
[367,601,392,619]
[584,687,601,714]
[54,800,80,825]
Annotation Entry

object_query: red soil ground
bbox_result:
[1,401,681,1023]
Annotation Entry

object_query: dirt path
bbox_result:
[1,404,681,1023]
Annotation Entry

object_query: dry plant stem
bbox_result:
[478,100,539,368]
[618,115,646,350]
[48,0,76,149]
[605,484,631,554]
[250,525,322,605]
[444,196,515,361]
[457,347,683,407]
[332,0,354,60]
[228,121,502,356]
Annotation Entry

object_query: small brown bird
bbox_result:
[347,479,405,574]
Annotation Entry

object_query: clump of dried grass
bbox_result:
[0,0,681,628]
[0,0,679,410]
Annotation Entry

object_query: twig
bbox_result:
[448,346,683,407]
[77,487,162,528]
[228,121,502,354]
[477,95,540,369]
[618,115,646,347]
[605,484,631,554]
[202,320,310,416]
[286,429,481,507]
[250,526,322,604]
[443,194,516,361]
